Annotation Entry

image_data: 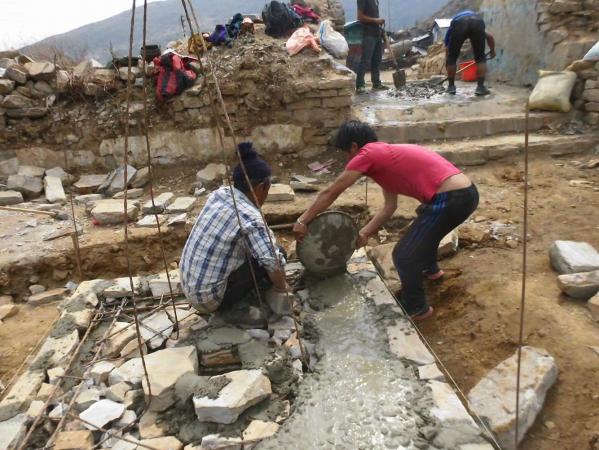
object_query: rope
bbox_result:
[121,0,153,404]
[180,0,309,367]
[514,101,531,448]
[139,0,181,339]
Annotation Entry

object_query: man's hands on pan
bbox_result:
[293,220,309,243]
[356,232,369,248]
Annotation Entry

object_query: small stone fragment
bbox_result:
[89,361,115,385]
[75,388,101,412]
[28,288,69,306]
[54,430,94,450]
[242,420,280,445]
[557,270,599,299]
[130,167,150,188]
[73,175,108,195]
[588,293,599,322]
[0,304,18,320]
[142,193,174,214]
[200,434,243,450]
[113,188,144,199]
[418,364,445,381]
[165,197,196,213]
[167,213,187,226]
[137,215,168,228]
[105,382,132,403]
[103,322,137,357]
[0,190,24,206]
[79,399,125,430]
[265,184,295,202]
[196,163,227,184]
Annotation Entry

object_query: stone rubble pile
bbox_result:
[575,61,599,126]
[0,262,317,450]
[550,240,599,317]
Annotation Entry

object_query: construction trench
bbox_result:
[1,1,599,450]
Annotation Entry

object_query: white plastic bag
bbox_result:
[583,41,599,62]
[318,19,348,59]
[529,70,577,113]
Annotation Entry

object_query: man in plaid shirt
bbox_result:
[180,142,287,313]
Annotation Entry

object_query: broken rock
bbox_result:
[28,287,68,306]
[242,420,279,447]
[73,174,108,194]
[165,197,196,213]
[557,270,599,299]
[196,163,227,184]
[589,293,599,322]
[91,200,139,225]
[0,414,27,450]
[53,430,94,450]
[142,192,174,214]
[7,174,43,198]
[0,370,44,421]
[46,167,74,186]
[0,190,24,206]
[103,322,137,357]
[139,437,183,450]
[149,270,182,297]
[265,184,295,202]
[89,361,115,385]
[193,369,272,424]
[0,304,18,320]
[137,215,168,228]
[32,329,79,370]
[143,346,198,412]
[467,346,558,450]
[98,165,137,195]
[140,311,174,350]
[550,240,599,274]
[79,399,125,430]
[130,166,150,188]
[44,176,66,203]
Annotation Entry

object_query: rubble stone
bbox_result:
[89,361,115,385]
[28,287,68,305]
[109,357,145,388]
[36,383,63,403]
[557,270,599,299]
[468,346,558,450]
[45,167,73,185]
[265,184,295,202]
[2,94,32,109]
[0,414,27,450]
[24,61,55,79]
[0,304,18,320]
[120,338,148,360]
[103,276,143,298]
[91,199,139,225]
[167,213,187,226]
[142,192,174,214]
[438,229,459,258]
[25,400,45,421]
[550,240,599,274]
[251,124,303,153]
[139,410,168,439]
[0,79,15,95]
[140,311,174,350]
[73,174,108,194]
[143,346,198,412]
[165,197,196,213]
[103,322,137,357]
[105,382,132,403]
[137,214,168,228]
[387,323,435,365]
[98,165,137,195]
[367,243,402,292]
[193,369,272,424]
[242,420,280,445]
[75,388,101,412]
[48,367,65,385]
[5,65,28,84]
[79,399,125,430]
[113,188,144,199]
[196,163,227,184]
[74,194,103,206]
[418,364,445,381]
[130,166,150,188]
[53,430,94,450]
[149,271,182,297]
[7,174,43,198]
[44,176,66,203]
[139,437,184,450]
[29,284,45,294]
[0,191,23,206]
[0,157,19,176]
[32,329,79,369]
[116,409,137,428]
[200,434,243,450]
[0,370,44,421]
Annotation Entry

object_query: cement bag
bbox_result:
[529,70,577,112]
[583,41,599,61]
[318,19,348,59]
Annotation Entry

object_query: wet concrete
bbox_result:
[258,275,439,449]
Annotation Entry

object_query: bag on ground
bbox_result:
[318,19,349,59]
[529,70,577,113]
[263,1,303,37]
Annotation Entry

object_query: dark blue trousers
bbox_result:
[356,34,383,88]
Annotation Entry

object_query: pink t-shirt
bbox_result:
[345,142,462,203]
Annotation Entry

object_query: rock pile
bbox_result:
[577,62,599,126]
[0,262,317,449]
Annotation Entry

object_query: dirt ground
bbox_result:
[1,149,599,449]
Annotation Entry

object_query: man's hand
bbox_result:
[293,220,309,243]
[356,232,369,248]
[489,49,496,59]
[376,18,385,26]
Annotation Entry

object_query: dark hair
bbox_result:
[335,120,378,151]
[233,142,272,193]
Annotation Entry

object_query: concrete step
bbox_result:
[426,132,599,166]
[373,113,567,143]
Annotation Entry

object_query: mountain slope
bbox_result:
[22,0,451,63]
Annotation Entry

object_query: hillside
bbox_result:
[22,0,452,62]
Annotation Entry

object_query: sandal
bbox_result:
[425,270,445,281]
[410,306,434,322]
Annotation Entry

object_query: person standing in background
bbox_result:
[356,0,388,94]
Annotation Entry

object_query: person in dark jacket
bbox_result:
[444,10,496,96]
[356,0,388,94]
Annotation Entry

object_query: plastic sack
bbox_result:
[529,70,577,113]
[286,26,321,56]
[318,19,349,59]
[583,41,599,61]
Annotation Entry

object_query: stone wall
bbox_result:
[0,48,354,176]
[481,0,598,85]
[577,63,599,125]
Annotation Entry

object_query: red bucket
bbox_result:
[459,59,478,82]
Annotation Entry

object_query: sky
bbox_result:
[0,0,166,50]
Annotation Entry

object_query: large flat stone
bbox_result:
[265,184,295,203]
[136,215,168,228]
[149,270,182,297]
[7,174,43,198]
[467,346,558,450]
[196,163,227,184]
[32,329,79,370]
[367,243,402,292]
[0,191,23,206]
[242,420,280,446]
[142,346,198,412]
[386,323,434,365]
[79,399,125,430]
[0,371,44,421]
[98,165,137,195]
[550,240,599,274]
[165,197,196,213]
[73,174,108,194]
[140,311,173,350]
[429,380,474,424]
[28,287,68,306]
[18,165,45,178]
[103,276,143,298]
[0,414,27,450]
[557,270,599,299]
[142,192,174,214]
[193,369,272,424]
[45,167,74,186]
[91,200,139,225]
[103,322,137,358]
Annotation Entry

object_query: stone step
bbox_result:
[425,132,599,166]
[374,113,563,143]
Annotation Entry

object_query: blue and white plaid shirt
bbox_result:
[180,186,285,313]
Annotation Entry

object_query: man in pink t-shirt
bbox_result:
[294,121,479,321]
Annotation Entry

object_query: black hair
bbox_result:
[233,176,271,194]
[232,141,272,193]
[335,120,378,151]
